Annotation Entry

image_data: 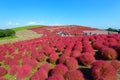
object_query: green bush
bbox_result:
[0,29,16,37]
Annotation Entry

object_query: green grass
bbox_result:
[0,36,17,40]
[12,25,43,32]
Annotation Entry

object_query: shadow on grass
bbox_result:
[79,68,93,80]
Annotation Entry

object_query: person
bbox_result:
[90,32,91,35]
[108,31,110,34]
[118,29,120,34]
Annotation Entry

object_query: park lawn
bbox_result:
[12,25,43,32]
[0,36,18,40]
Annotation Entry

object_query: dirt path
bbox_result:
[0,30,42,44]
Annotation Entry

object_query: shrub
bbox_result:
[63,49,71,56]
[22,56,38,69]
[108,38,117,47]
[64,70,85,80]
[111,60,120,71]
[91,60,117,80]
[0,29,15,37]
[9,59,19,66]
[101,47,118,60]
[78,52,95,66]
[16,64,32,80]
[114,44,120,54]
[28,59,38,69]
[59,54,69,64]
[0,67,7,77]
[47,74,64,80]
[73,41,82,52]
[40,62,51,73]
[49,52,59,63]
[71,50,81,58]
[51,64,68,76]
[31,68,48,80]
[9,65,19,75]
[0,78,8,80]
[36,53,46,62]
[65,57,78,70]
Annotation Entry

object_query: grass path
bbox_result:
[0,30,42,44]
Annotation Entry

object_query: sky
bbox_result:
[0,0,120,29]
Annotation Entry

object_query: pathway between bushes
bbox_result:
[0,30,43,44]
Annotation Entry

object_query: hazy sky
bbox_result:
[0,0,120,29]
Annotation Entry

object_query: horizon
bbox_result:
[0,0,120,29]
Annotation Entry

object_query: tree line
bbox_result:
[0,29,16,37]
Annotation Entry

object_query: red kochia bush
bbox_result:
[40,62,51,73]
[65,57,78,70]
[111,60,120,71]
[91,60,117,80]
[0,78,8,80]
[71,50,81,58]
[47,74,64,80]
[64,70,85,80]
[49,52,59,63]
[51,64,68,76]
[9,65,19,75]
[78,52,95,66]
[59,54,69,64]
[28,59,38,69]
[31,68,48,80]
[101,47,118,60]
[22,56,38,69]
[114,44,120,54]
[73,41,82,52]
[37,53,46,62]
[16,64,32,80]
[0,67,7,77]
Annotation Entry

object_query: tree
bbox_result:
[106,28,118,32]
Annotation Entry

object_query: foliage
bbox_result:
[12,25,42,32]
[91,60,117,80]
[0,29,16,37]
[106,27,118,32]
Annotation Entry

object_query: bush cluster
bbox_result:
[0,29,16,37]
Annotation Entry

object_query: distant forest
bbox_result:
[106,28,120,33]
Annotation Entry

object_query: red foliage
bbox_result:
[51,64,68,76]
[92,41,103,50]
[31,50,46,62]
[101,47,118,60]
[59,54,69,64]
[16,64,32,80]
[108,38,117,47]
[13,53,23,60]
[65,57,78,70]
[111,60,120,71]
[78,52,95,66]
[91,60,117,80]
[28,59,38,69]
[9,59,19,66]
[40,62,51,73]
[31,68,48,80]
[49,52,59,63]
[114,44,120,54]
[71,50,81,58]
[22,56,38,69]
[0,78,8,80]
[0,67,7,77]
[3,57,13,65]
[64,70,85,80]
[63,49,72,56]
[37,53,46,62]
[73,41,82,52]
[47,74,64,80]
[9,65,19,75]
